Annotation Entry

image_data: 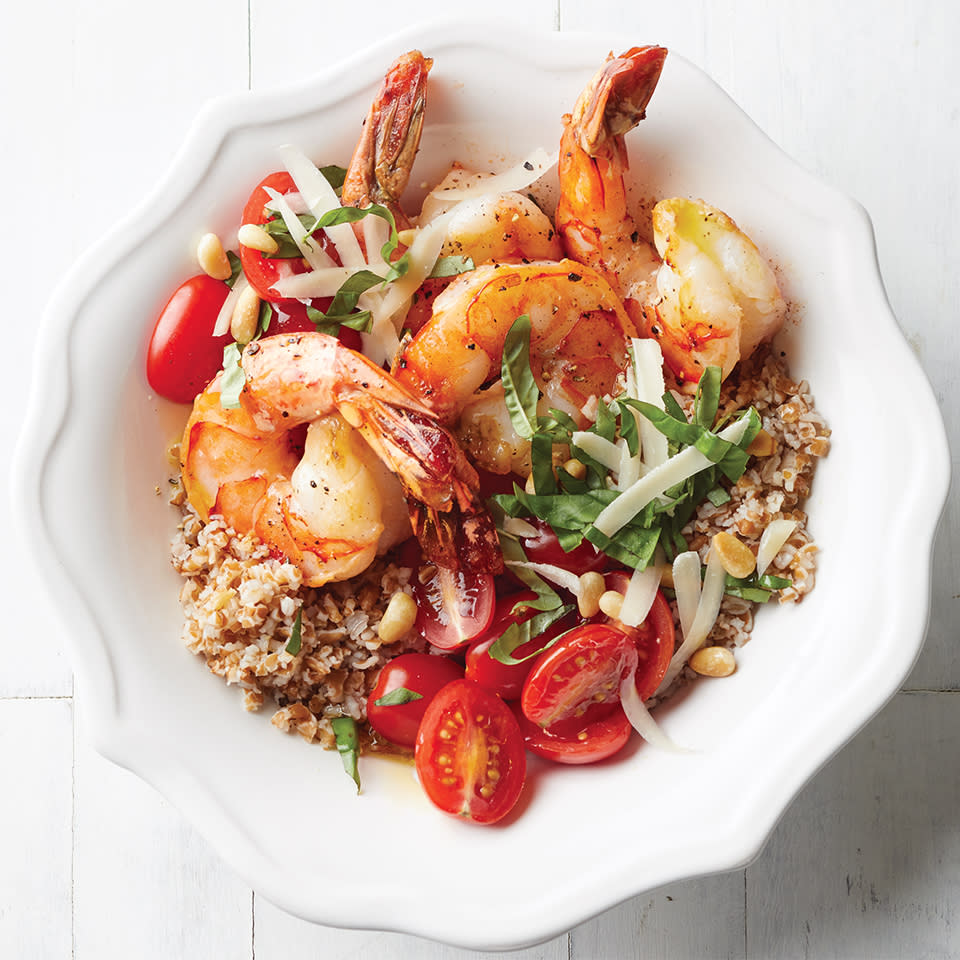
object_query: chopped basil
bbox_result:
[261,215,312,258]
[427,255,475,279]
[285,609,303,655]
[258,299,274,334]
[488,605,575,665]
[498,537,563,612]
[319,164,347,192]
[501,315,539,440]
[225,250,243,287]
[218,342,246,409]
[331,716,361,793]
[374,687,423,707]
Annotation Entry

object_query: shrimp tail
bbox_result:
[341,49,432,218]
[570,45,668,156]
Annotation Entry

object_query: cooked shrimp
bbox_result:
[393,260,637,474]
[341,49,432,229]
[556,46,786,382]
[180,332,501,585]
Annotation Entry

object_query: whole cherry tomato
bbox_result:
[146,274,233,403]
[366,653,464,748]
[415,679,526,824]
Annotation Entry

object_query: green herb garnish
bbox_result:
[218,342,246,409]
[225,251,243,287]
[285,609,303,655]
[374,687,423,707]
[427,255,475,279]
[331,716,361,793]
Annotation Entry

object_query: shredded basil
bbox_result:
[428,255,475,279]
[319,164,347,192]
[285,609,302,655]
[218,342,246,409]
[374,687,423,707]
[488,605,575,665]
[501,315,539,440]
[331,716,361,793]
[225,251,243,287]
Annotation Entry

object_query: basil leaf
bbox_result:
[499,537,562,611]
[693,366,721,429]
[594,397,617,442]
[306,304,373,336]
[617,401,640,457]
[311,204,409,282]
[319,164,347,191]
[501,315,540,440]
[331,716,361,793]
[706,485,731,506]
[624,398,701,446]
[530,433,557,495]
[428,255,475,278]
[225,251,243,288]
[219,342,246,409]
[488,605,574,665]
[759,573,792,590]
[258,299,274,334]
[285,609,303,655]
[374,687,423,707]
[662,390,688,422]
[261,216,311,259]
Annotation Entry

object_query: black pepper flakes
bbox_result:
[568,272,582,282]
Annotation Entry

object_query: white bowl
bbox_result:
[14,21,950,951]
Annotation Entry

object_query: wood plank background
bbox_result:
[3,1,956,957]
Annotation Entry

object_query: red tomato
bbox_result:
[366,653,464,748]
[519,519,606,575]
[603,572,675,701]
[521,623,638,729]
[415,679,526,824]
[514,702,631,765]
[465,591,573,699]
[413,564,495,650]
[146,274,233,404]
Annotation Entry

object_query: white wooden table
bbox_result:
[3,2,957,957]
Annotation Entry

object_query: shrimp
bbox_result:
[556,47,786,382]
[341,49,432,229]
[392,259,637,474]
[180,332,501,585]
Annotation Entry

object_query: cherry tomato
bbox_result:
[514,701,632,765]
[415,679,526,824]
[413,564,495,650]
[240,171,338,303]
[521,623,638,729]
[519,519,606,575]
[465,591,573,700]
[366,653,465,748]
[146,274,233,404]
[602,572,675,701]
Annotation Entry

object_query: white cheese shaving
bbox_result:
[263,186,336,272]
[270,264,390,300]
[504,560,582,597]
[571,431,622,473]
[619,674,691,752]
[592,416,752,538]
[671,551,702,641]
[376,216,448,323]
[630,338,669,470]
[264,191,309,215]
[212,274,248,337]
[501,517,539,538]
[757,518,798,576]
[427,148,555,201]
[618,560,664,628]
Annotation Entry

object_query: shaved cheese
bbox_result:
[630,339,668,470]
[264,186,336,272]
[504,560,582,597]
[502,517,539,538]
[362,213,390,271]
[377,216,448,323]
[618,559,664,627]
[264,191,309,215]
[757,518,798,576]
[277,144,366,269]
[593,416,752,537]
[620,674,691,752]
[360,308,402,368]
[617,438,643,490]
[657,548,726,693]
[213,274,248,337]
[428,148,555,201]
[572,431,621,473]
[672,551,702,641]
[271,264,389,300]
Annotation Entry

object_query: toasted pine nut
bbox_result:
[746,428,776,458]
[377,591,418,645]
[659,563,675,589]
[598,589,624,619]
[397,228,417,247]
[689,646,736,677]
[230,286,260,345]
[197,232,232,280]
[339,403,363,428]
[562,458,587,480]
[578,572,606,617]
[524,472,538,494]
[711,531,757,579]
[238,222,280,255]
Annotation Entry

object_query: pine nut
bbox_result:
[377,591,418,645]
[746,428,776,458]
[598,589,624,619]
[689,646,736,677]
[238,222,279,255]
[563,458,587,480]
[197,232,232,280]
[230,286,260,345]
[711,531,757,579]
[524,471,538,494]
[578,572,606,617]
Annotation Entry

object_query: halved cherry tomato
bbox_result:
[602,572,675,701]
[415,679,526,824]
[366,653,464,748]
[521,623,638,729]
[465,591,574,700]
[519,519,606,575]
[412,564,495,650]
[514,701,631,765]
[146,274,233,403]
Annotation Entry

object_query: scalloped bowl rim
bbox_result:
[12,20,950,951]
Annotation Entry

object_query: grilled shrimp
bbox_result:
[557,46,785,382]
[392,260,636,474]
[180,332,501,585]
